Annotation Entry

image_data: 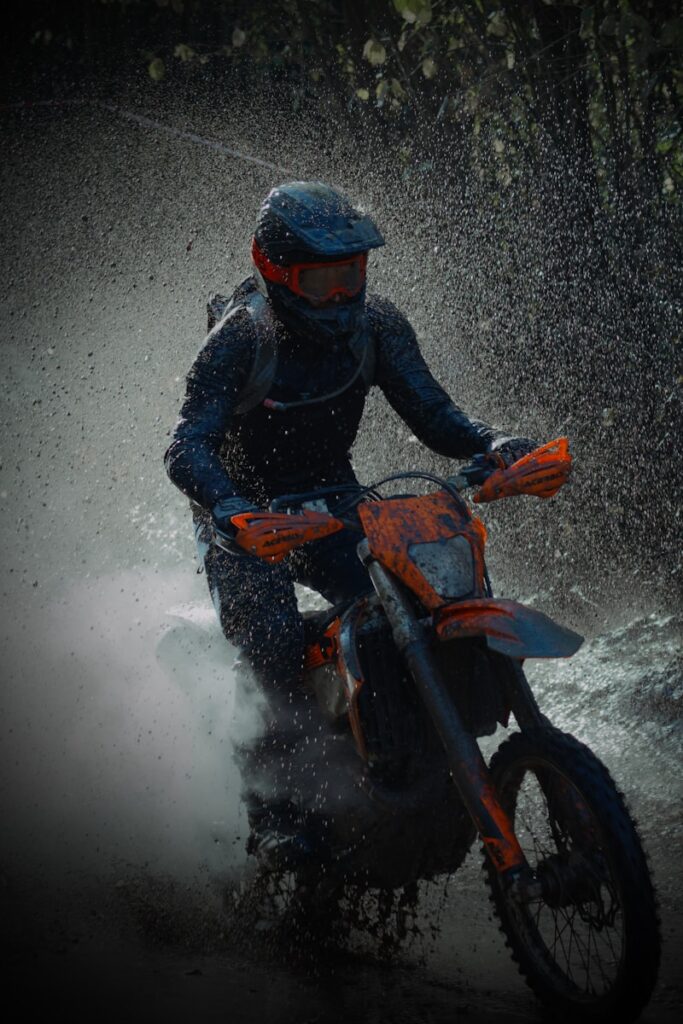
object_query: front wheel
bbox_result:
[485,728,660,1021]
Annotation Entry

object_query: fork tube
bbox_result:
[359,542,527,879]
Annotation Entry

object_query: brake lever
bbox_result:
[447,456,496,492]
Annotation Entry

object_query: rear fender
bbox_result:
[435,599,583,659]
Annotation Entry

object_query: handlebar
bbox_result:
[271,437,570,513]
[216,438,571,559]
[268,463,488,517]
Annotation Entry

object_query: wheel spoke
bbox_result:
[507,757,627,998]
[484,729,659,1018]
[566,905,577,981]
[552,910,573,974]
[603,910,620,963]
[563,904,591,982]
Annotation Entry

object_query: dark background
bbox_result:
[1,3,681,1021]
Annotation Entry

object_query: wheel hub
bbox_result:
[536,849,607,911]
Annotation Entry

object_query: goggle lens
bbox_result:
[297,257,365,301]
[251,239,368,303]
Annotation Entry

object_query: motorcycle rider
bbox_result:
[165,181,536,867]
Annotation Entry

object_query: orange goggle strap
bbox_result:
[251,238,367,300]
[473,437,572,504]
[230,510,344,562]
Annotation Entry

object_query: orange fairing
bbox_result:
[303,618,340,671]
[473,436,572,504]
[358,492,487,610]
[479,780,526,873]
[435,598,584,659]
[343,661,368,763]
[231,510,343,562]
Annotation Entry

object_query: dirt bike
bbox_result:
[219,438,660,1021]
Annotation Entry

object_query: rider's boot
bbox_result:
[245,793,317,872]
[237,724,322,872]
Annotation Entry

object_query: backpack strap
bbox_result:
[349,329,376,391]
[206,287,278,414]
[233,292,278,414]
[207,292,230,332]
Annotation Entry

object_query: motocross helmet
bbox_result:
[252,181,385,345]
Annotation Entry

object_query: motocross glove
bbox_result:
[488,435,539,468]
[211,495,261,553]
[463,436,539,485]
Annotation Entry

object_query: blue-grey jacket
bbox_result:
[165,278,500,510]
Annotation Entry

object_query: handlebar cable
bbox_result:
[335,471,467,514]
[269,483,368,513]
[270,466,482,518]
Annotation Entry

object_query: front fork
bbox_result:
[358,540,541,896]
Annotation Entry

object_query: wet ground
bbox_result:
[5,831,681,1024]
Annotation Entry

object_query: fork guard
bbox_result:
[435,599,583,659]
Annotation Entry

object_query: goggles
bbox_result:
[252,238,367,303]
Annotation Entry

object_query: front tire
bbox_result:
[485,728,660,1021]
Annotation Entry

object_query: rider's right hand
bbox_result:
[462,436,539,486]
[211,496,261,552]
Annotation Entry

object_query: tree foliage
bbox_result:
[12,2,682,206]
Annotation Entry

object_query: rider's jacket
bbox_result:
[165,277,501,511]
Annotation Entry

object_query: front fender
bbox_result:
[435,599,583,659]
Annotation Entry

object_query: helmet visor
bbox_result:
[294,254,367,302]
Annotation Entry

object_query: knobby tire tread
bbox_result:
[482,726,660,1022]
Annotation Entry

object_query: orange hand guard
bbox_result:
[473,437,572,504]
[229,510,344,562]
